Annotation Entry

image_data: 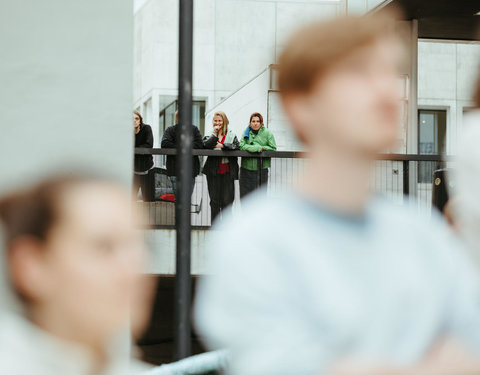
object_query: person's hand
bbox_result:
[328,338,480,375]
[213,125,221,134]
[215,142,224,149]
[420,338,480,374]
[329,360,402,375]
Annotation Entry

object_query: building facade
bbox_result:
[133,0,480,275]
[134,0,480,155]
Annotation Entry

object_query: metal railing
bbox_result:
[144,350,229,375]
[134,148,450,229]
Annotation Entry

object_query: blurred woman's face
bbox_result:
[213,115,224,133]
[134,114,141,128]
[11,183,152,348]
[250,116,262,131]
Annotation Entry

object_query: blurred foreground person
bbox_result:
[195,14,480,375]
[0,175,153,374]
[454,70,480,265]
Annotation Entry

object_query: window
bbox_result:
[159,100,177,139]
[418,110,446,155]
[192,100,206,136]
[417,109,446,183]
[143,98,152,126]
[158,100,206,140]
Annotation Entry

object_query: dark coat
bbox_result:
[134,124,154,172]
[202,132,240,179]
[161,124,203,177]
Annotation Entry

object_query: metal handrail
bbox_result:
[135,148,451,161]
[144,349,229,375]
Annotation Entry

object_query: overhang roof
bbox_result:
[373,0,480,41]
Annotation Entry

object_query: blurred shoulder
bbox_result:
[371,197,472,265]
[370,197,438,226]
[215,191,291,234]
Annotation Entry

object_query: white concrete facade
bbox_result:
[134,1,480,155]
[418,40,480,155]
[134,0,347,145]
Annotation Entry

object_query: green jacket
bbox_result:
[239,126,277,170]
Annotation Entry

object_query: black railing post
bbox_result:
[258,155,264,188]
[174,0,193,360]
[403,160,409,196]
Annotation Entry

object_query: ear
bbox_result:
[8,237,52,303]
[281,94,313,145]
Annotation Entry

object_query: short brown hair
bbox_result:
[277,13,397,94]
[249,112,264,125]
[0,174,113,246]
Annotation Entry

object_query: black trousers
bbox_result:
[134,171,155,201]
[207,173,235,222]
[239,167,268,198]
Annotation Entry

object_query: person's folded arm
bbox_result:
[240,140,263,153]
[223,135,240,150]
[331,219,480,375]
[203,135,219,149]
[330,339,480,375]
[262,132,277,151]
[193,126,204,149]
[161,127,176,148]
[137,125,154,148]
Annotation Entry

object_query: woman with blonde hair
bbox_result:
[202,111,239,222]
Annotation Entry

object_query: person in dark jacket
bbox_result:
[134,111,154,201]
[203,111,239,222]
[161,111,203,195]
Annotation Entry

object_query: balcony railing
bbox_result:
[134,148,450,229]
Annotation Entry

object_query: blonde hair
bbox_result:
[213,111,229,135]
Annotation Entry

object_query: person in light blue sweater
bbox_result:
[195,13,480,375]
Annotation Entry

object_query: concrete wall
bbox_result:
[0,0,133,192]
[205,67,271,140]
[346,0,385,14]
[134,0,346,104]
[418,40,480,154]
[144,229,213,275]
[134,0,346,141]
[267,91,304,151]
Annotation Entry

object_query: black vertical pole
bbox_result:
[258,156,263,188]
[174,0,193,360]
[403,160,409,196]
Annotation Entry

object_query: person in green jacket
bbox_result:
[239,112,276,197]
